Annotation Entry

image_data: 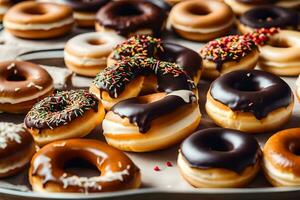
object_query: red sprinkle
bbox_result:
[166,161,173,167]
[154,166,160,171]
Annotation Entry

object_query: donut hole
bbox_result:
[289,142,300,156]
[49,97,68,112]
[88,39,105,46]
[188,6,210,16]
[64,157,100,177]
[24,7,47,15]
[115,5,142,16]
[6,74,26,82]
[269,39,292,48]
[232,80,261,92]
[207,137,234,152]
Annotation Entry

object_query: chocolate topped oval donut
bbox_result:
[61,0,109,12]
[96,0,166,37]
[210,70,292,119]
[240,6,300,29]
[181,128,261,172]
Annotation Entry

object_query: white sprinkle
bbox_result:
[126,165,131,170]
[6,63,15,70]
[14,88,20,92]
[14,69,18,74]
[118,162,122,168]
[27,82,43,90]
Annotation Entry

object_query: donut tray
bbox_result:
[0,29,300,200]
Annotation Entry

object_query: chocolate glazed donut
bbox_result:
[96,0,166,37]
[210,70,292,119]
[181,128,261,172]
[61,0,109,12]
[240,6,300,29]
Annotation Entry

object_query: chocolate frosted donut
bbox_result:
[61,0,109,12]
[181,128,261,172]
[210,70,292,119]
[178,128,261,188]
[239,6,300,32]
[96,0,166,37]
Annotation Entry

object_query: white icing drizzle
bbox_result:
[27,82,43,90]
[167,90,196,103]
[0,122,23,149]
[6,63,15,70]
[59,169,129,193]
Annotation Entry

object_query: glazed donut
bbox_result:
[178,128,261,188]
[60,0,108,28]
[95,0,167,37]
[90,56,197,110]
[64,32,125,77]
[3,1,74,39]
[29,139,141,193]
[169,0,235,42]
[258,30,300,76]
[24,90,105,146]
[103,90,201,152]
[107,35,203,84]
[199,35,259,79]
[224,0,276,15]
[263,128,300,186]
[238,6,300,34]
[0,122,35,178]
[0,61,53,113]
[206,70,293,133]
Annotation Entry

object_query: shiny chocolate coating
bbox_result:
[210,70,292,119]
[181,128,261,172]
[96,0,166,36]
[240,6,300,29]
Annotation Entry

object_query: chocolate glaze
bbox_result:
[61,0,109,12]
[158,43,202,80]
[96,0,166,37]
[111,90,196,133]
[210,70,292,119]
[181,128,261,173]
[240,6,300,29]
[236,0,277,4]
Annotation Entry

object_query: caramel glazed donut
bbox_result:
[95,0,167,37]
[90,57,201,152]
[24,90,105,146]
[29,139,141,193]
[169,0,235,42]
[224,0,277,16]
[237,6,300,34]
[199,34,259,79]
[178,128,261,188]
[263,128,300,187]
[258,30,300,76]
[0,122,35,178]
[3,1,74,39]
[60,0,109,27]
[64,32,125,77]
[206,70,294,133]
[0,61,53,113]
[107,35,203,84]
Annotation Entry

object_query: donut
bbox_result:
[60,0,108,28]
[169,0,235,42]
[0,122,35,178]
[29,139,141,193]
[3,1,74,39]
[95,0,167,37]
[107,35,203,84]
[178,128,261,188]
[224,0,277,15]
[64,32,125,77]
[238,6,300,34]
[90,55,197,110]
[199,35,259,79]
[206,70,294,133]
[263,128,300,186]
[0,61,53,113]
[103,90,201,152]
[24,90,105,146]
[257,30,300,76]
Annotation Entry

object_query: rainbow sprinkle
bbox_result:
[244,27,279,46]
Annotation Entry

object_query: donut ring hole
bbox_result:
[288,141,300,156]
[63,157,100,177]
[49,97,68,112]
[206,137,234,152]
[268,39,292,48]
[229,74,275,92]
[6,74,27,82]
[114,4,142,17]
[23,6,48,15]
[188,5,210,16]
[88,39,105,46]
